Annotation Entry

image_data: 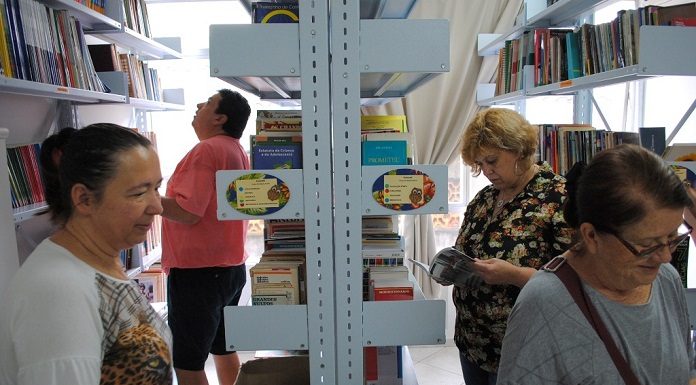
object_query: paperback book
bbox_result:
[410,247,482,288]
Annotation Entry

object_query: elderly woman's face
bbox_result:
[591,204,685,291]
[88,146,163,252]
[474,148,521,191]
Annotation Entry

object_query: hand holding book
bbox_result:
[410,247,483,288]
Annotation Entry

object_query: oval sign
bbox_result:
[226,173,290,215]
[371,168,436,211]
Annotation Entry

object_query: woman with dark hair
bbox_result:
[498,144,696,385]
[451,108,573,385]
[0,124,172,385]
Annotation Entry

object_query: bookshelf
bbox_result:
[477,0,696,106]
[0,0,183,288]
[209,1,449,384]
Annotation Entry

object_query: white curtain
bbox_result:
[362,0,523,298]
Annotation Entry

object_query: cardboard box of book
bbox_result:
[236,356,309,385]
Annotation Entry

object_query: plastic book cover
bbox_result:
[361,140,408,165]
[251,135,302,169]
[252,2,299,23]
[410,247,482,288]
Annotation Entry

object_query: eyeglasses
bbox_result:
[610,230,691,258]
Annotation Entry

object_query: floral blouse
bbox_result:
[453,162,573,373]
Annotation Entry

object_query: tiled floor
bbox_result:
[196,339,464,385]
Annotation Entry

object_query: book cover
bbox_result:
[88,44,121,72]
[252,2,299,23]
[638,127,666,156]
[410,247,483,288]
[251,135,302,169]
[257,109,302,119]
[256,117,302,133]
[361,115,408,133]
[565,29,581,79]
[361,140,408,166]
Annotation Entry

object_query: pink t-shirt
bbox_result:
[161,135,249,271]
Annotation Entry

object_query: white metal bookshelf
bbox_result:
[209,1,450,384]
[477,0,696,108]
[0,0,185,288]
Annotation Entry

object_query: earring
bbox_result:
[514,160,520,176]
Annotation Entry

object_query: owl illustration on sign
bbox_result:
[267,184,281,201]
[409,187,423,205]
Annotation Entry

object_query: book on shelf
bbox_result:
[250,260,303,305]
[251,2,299,23]
[663,143,696,161]
[88,44,122,72]
[6,144,45,209]
[656,3,696,26]
[410,247,483,288]
[256,118,302,134]
[250,135,302,169]
[361,132,412,166]
[361,140,408,166]
[639,127,666,156]
[257,109,302,119]
[361,115,408,133]
[364,345,403,385]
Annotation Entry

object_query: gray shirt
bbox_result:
[497,263,696,385]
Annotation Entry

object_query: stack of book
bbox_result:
[251,109,302,169]
[250,219,307,305]
[361,115,412,166]
[364,265,412,385]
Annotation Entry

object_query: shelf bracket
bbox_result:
[666,97,696,146]
[262,77,292,99]
[589,92,613,132]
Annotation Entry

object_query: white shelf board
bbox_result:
[127,98,185,111]
[12,202,48,223]
[209,19,448,102]
[0,76,126,103]
[141,246,162,271]
[526,0,616,26]
[363,299,446,346]
[87,28,183,60]
[224,305,309,351]
[239,0,417,19]
[42,0,121,30]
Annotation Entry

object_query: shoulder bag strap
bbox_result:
[543,256,642,385]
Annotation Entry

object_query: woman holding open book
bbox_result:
[452,108,573,385]
[498,144,696,384]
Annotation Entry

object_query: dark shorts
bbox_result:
[167,265,246,371]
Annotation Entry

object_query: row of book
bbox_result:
[7,143,44,209]
[89,44,164,101]
[123,0,152,38]
[73,0,105,15]
[250,111,414,169]
[495,2,696,95]
[0,0,107,92]
[537,124,640,176]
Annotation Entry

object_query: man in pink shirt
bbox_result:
[160,89,251,385]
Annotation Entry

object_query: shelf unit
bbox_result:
[477,0,696,107]
[209,1,449,384]
[0,0,184,290]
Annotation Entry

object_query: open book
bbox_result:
[409,247,483,288]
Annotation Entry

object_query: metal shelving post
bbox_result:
[329,1,364,384]
[298,1,338,384]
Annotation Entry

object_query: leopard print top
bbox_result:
[96,275,172,384]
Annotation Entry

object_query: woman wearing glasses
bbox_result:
[497,144,696,385]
